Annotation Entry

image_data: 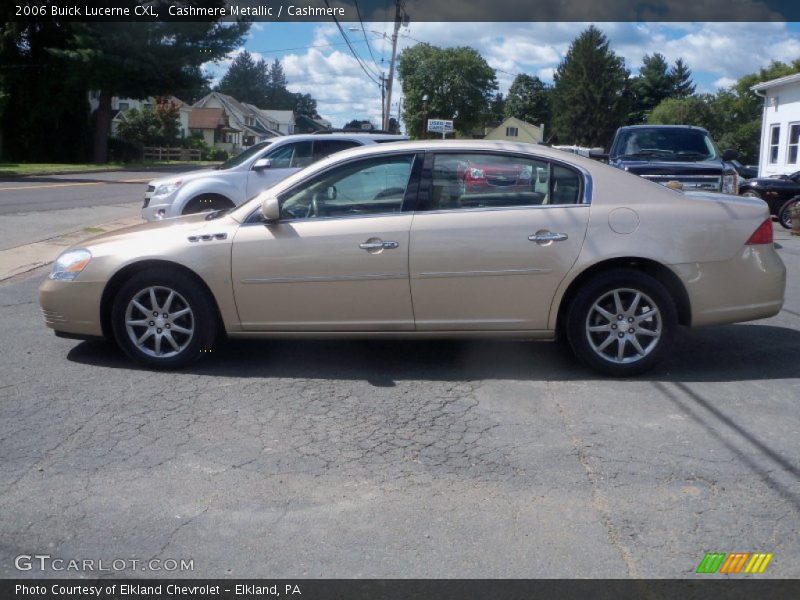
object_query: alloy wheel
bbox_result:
[124,286,194,358]
[585,288,662,364]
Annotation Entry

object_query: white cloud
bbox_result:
[230,21,800,128]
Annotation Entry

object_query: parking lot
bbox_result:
[0,215,796,578]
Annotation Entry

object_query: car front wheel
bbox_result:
[111,268,218,369]
[566,269,677,376]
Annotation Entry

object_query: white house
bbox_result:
[193,92,284,151]
[752,72,800,177]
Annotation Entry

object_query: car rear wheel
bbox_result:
[182,195,234,215]
[566,269,677,376]
[778,197,800,229]
[111,268,218,369]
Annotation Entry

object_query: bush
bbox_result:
[209,148,229,161]
[107,137,142,162]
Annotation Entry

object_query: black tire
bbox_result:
[565,269,677,377]
[741,190,762,200]
[182,195,234,215]
[777,197,800,230]
[111,268,218,369]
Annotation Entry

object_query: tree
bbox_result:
[504,74,551,132]
[669,58,695,98]
[630,53,672,122]
[398,43,497,138]
[551,26,630,147]
[487,92,505,125]
[216,50,270,105]
[116,98,182,149]
[0,11,92,162]
[293,93,319,118]
[53,15,249,163]
[648,95,716,129]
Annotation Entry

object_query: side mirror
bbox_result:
[253,158,272,171]
[261,196,280,222]
[722,149,738,161]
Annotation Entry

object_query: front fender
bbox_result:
[172,176,245,214]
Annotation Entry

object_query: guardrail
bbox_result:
[142,147,201,161]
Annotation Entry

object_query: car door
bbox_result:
[246,140,313,199]
[232,152,421,331]
[409,151,590,331]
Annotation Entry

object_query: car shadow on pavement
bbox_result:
[66,322,800,383]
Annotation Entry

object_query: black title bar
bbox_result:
[6,0,800,22]
[4,579,800,600]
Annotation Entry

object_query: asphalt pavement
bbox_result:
[0,168,203,250]
[1,230,798,578]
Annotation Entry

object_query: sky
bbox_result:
[202,21,800,129]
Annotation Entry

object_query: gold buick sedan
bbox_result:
[40,141,786,376]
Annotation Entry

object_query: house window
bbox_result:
[769,124,780,164]
[787,123,800,164]
[506,127,519,137]
[118,102,129,111]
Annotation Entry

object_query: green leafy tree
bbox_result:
[294,92,319,118]
[398,43,497,138]
[504,74,551,132]
[551,26,630,147]
[648,95,716,129]
[116,98,182,148]
[487,92,505,124]
[630,53,672,122]
[52,13,249,163]
[669,58,696,98]
[0,8,92,162]
[216,50,270,105]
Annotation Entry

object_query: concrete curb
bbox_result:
[0,216,143,282]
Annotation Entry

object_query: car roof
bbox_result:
[270,133,408,143]
[617,124,710,133]
[312,139,602,167]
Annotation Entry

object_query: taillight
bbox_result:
[745,218,773,245]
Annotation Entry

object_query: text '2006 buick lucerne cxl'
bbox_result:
[40,140,786,376]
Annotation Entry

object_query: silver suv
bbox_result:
[142,133,407,221]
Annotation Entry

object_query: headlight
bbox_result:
[721,171,738,195]
[49,249,92,281]
[153,180,182,196]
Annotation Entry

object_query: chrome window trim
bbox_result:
[415,203,590,217]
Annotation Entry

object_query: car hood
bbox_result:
[79,212,233,250]
[148,168,221,187]
[613,159,725,176]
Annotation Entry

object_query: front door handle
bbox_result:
[529,231,569,244]
[359,239,399,252]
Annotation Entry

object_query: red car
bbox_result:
[458,160,533,193]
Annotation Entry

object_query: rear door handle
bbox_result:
[359,240,399,251]
[529,231,568,244]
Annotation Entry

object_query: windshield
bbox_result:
[611,128,718,161]
[217,141,272,170]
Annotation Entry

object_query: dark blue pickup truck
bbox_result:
[608,125,739,195]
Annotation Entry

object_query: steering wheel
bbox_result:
[306,192,327,218]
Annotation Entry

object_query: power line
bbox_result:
[354,0,381,72]
[323,0,381,86]
[248,40,371,55]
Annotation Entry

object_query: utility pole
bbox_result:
[380,73,386,131]
[384,0,405,131]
